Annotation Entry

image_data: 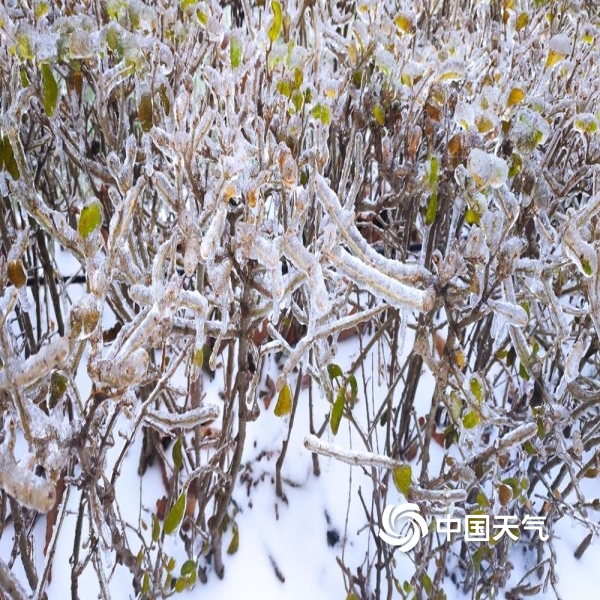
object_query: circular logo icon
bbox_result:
[379,503,428,551]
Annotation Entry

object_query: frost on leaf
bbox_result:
[467,148,508,189]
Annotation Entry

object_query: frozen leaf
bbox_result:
[469,375,484,403]
[454,101,474,130]
[152,515,160,541]
[78,200,103,239]
[230,34,242,69]
[181,560,196,576]
[138,92,153,132]
[507,88,525,107]
[394,13,414,34]
[462,410,480,429]
[172,438,183,470]
[41,64,58,117]
[392,465,412,497]
[467,148,508,189]
[274,383,292,416]
[497,484,513,506]
[574,113,598,135]
[488,299,528,327]
[227,523,239,554]
[164,490,186,535]
[7,259,27,288]
[425,193,437,225]
[465,208,481,225]
[1,137,20,180]
[546,34,571,68]
[327,363,343,380]
[330,389,345,435]
[268,0,282,44]
[310,104,331,125]
[515,12,528,31]
[565,333,591,383]
[347,374,358,403]
[373,103,385,126]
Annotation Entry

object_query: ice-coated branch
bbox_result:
[304,434,405,469]
[315,174,434,286]
[0,556,29,600]
[0,337,69,391]
[0,436,56,513]
[144,404,220,435]
[327,245,435,313]
[281,231,329,318]
[94,348,149,387]
[304,435,467,503]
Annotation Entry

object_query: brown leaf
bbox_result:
[44,471,66,584]
[156,496,168,521]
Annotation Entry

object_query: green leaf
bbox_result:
[142,573,150,595]
[268,0,282,44]
[392,465,412,497]
[174,577,187,592]
[166,556,176,572]
[469,375,484,403]
[164,490,186,535]
[465,208,480,225]
[310,103,331,125]
[423,572,432,595]
[138,92,153,132]
[17,32,34,61]
[41,64,58,117]
[274,383,292,416]
[425,192,437,226]
[180,559,196,576]
[327,363,343,381]
[292,90,303,112]
[428,155,439,188]
[476,491,489,507]
[293,67,303,89]
[462,410,480,429]
[347,374,358,404]
[276,78,292,98]
[230,35,242,69]
[1,136,20,181]
[373,103,385,126]
[192,348,204,368]
[227,523,239,554]
[78,200,103,239]
[519,361,530,380]
[152,515,160,542]
[330,389,345,435]
[172,438,183,471]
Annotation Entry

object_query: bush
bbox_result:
[0,0,599,598]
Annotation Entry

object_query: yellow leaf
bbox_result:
[274,383,292,416]
[268,0,282,44]
[545,49,564,69]
[515,12,528,31]
[392,465,412,497]
[78,200,103,239]
[507,88,525,107]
